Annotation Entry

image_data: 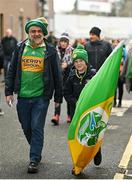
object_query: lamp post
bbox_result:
[39,0,54,32]
[19,8,24,41]
[39,0,46,17]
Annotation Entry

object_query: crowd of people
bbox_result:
[0,16,132,174]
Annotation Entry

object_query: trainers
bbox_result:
[117,101,122,107]
[67,115,71,123]
[51,114,60,125]
[27,162,38,173]
[94,148,102,166]
[0,109,4,116]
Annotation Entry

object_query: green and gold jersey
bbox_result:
[19,40,46,97]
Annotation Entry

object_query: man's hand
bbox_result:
[6,95,14,107]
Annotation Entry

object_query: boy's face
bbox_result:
[74,59,87,72]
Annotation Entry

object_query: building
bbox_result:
[0,0,54,41]
[73,0,126,16]
[54,14,132,39]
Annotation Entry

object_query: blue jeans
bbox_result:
[16,96,49,163]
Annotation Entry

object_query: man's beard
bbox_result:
[30,36,44,46]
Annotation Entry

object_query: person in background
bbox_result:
[0,41,4,75]
[5,17,62,173]
[51,32,73,125]
[121,46,132,93]
[47,31,57,47]
[85,27,112,72]
[112,39,126,107]
[1,29,17,80]
[72,39,79,49]
[84,26,112,166]
[0,41,4,115]
[72,38,86,48]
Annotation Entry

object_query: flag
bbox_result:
[68,42,124,175]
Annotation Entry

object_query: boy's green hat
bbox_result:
[25,17,48,35]
[72,44,88,63]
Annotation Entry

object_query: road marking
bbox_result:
[111,100,132,117]
[125,172,132,177]
[113,135,132,179]
[55,161,63,165]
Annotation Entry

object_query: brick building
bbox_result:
[0,0,54,41]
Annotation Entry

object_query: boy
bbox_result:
[64,44,102,166]
[64,44,93,120]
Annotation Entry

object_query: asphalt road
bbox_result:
[0,82,132,179]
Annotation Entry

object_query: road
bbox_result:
[0,82,132,179]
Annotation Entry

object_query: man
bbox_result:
[85,27,112,72]
[5,17,62,173]
[1,28,17,80]
[85,27,112,166]
[0,42,4,115]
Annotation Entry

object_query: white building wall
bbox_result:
[55,14,132,39]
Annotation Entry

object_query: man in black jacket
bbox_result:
[85,27,112,166]
[85,27,112,72]
[5,17,62,173]
[1,29,17,80]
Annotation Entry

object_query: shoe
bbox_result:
[94,148,102,166]
[117,101,122,107]
[27,162,38,173]
[67,115,71,123]
[0,109,4,116]
[51,114,60,125]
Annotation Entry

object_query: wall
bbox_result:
[0,0,40,41]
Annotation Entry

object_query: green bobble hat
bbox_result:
[37,17,48,28]
[25,17,48,35]
[72,44,88,63]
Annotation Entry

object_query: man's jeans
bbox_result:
[16,96,49,163]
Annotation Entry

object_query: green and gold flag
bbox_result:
[68,42,124,175]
